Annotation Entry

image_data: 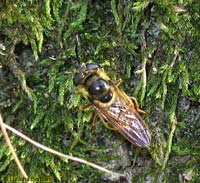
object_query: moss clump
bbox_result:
[0,1,200,182]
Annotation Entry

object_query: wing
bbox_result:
[93,95,151,147]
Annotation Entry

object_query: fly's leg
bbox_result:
[96,112,117,130]
[73,91,82,95]
[114,78,122,87]
[77,101,116,130]
[91,112,117,131]
[91,112,98,131]
[130,96,146,114]
[114,83,146,114]
[79,103,92,111]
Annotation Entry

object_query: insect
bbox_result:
[73,63,151,147]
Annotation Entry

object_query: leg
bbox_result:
[91,112,98,131]
[96,112,117,130]
[113,82,146,114]
[114,78,122,87]
[130,96,146,114]
[90,111,117,131]
[79,103,92,111]
[73,91,81,95]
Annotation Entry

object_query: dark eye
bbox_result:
[100,91,113,103]
[88,78,109,95]
[73,72,84,86]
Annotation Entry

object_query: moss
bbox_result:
[0,0,200,182]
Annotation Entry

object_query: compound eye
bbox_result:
[100,91,113,103]
[85,63,100,72]
[73,72,84,86]
[88,78,109,96]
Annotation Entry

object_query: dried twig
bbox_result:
[2,121,125,179]
[0,114,32,183]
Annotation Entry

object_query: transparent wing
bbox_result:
[93,96,151,147]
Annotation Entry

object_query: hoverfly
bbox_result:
[73,63,151,147]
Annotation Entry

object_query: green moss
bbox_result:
[0,0,200,182]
